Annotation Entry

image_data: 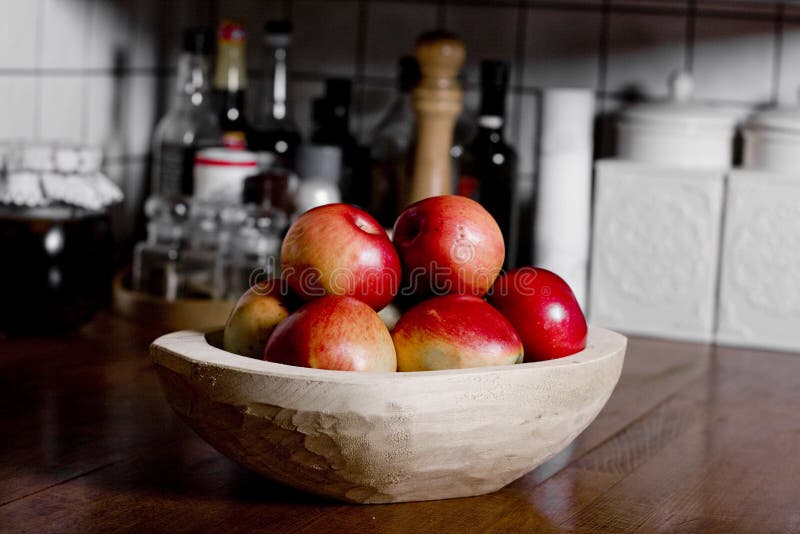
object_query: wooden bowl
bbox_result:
[151,327,626,504]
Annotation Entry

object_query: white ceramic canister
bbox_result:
[194,148,258,203]
[617,73,744,169]
[742,106,800,172]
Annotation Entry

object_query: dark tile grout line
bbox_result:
[771,2,785,104]
[353,0,370,140]
[684,0,696,74]
[32,0,44,141]
[79,0,92,145]
[509,0,529,148]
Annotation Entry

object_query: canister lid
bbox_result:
[621,72,745,131]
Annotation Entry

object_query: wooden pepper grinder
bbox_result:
[409,31,466,204]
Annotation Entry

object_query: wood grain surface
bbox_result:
[1,312,799,532]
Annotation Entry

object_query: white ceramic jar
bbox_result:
[617,73,744,169]
[193,148,258,203]
[742,107,800,172]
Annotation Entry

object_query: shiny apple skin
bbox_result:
[488,267,587,362]
[281,203,401,311]
[392,195,504,298]
[391,294,523,371]
[263,295,397,372]
[223,279,295,358]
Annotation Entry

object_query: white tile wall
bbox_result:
[605,11,686,97]
[363,1,437,80]
[692,16,775,103]
[0,0,40,70]
[524,8,602,89]
[0,76,38,141]
[41,0,91,70]
[444,3,519,85]
[0,0,796,243]
[38,76,85,142]
[293,0,360,77]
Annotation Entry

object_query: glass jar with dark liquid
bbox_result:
[0,206,112,334]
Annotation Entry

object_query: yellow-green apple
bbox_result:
[392,195,504,298]
[263,295,397,371]
[223,279,295,358]
[391,294,522,371]
[488,267,587,362]
[281,203,401,310]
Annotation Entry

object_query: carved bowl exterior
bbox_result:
[150,327,626,504]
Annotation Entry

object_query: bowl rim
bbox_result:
[151,326,627,384]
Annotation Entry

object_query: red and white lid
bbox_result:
[195,148,257,168]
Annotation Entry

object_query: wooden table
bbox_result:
[1,312,799,533]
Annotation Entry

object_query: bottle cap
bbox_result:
[218,20,246,43]
[325,79,351,111]
[182,27,213,55]
[397,56,421,93]
[265,20,292,47]
[296,144,342,182]
[480,60,510,117]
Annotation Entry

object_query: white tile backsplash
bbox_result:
[293,0,359,77]
[524,8,602,89]
[0,0,40,70]
[0,76,38,141]
[363,1,437,79]
[41,0,90,70]
[606,11,686,97]
[38,76,85,143]
[444,4,519,85]
[693,17,775,103]
[86,0,132,71]
[778,24,800,106]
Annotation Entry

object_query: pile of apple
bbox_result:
[223,195,588,372]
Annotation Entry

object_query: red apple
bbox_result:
[391,295,523,371]
[392,195,504,298]
[488,267,587,362]
[223,279,295,358]
[263,295,397,371]
[281,203,401,311]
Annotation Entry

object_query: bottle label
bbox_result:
[458,175,480,200]
[158,143,196,197]
[222,131,248,150]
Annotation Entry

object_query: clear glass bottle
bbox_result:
[369,56,419,227]
[182,200,221,299]
[250,20,302,168]
[458,60,519,268]
[151,28,220,198]
[133,197,190,300]
[218,207,286,299]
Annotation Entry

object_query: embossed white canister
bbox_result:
[617,73,743,169]
[742,107,800,172]
[589,160,726,342]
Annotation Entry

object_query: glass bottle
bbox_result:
[151,28,220,197]
[368,56,419,227]
[250,20,301,168]
[458,60,519,268]
[218,207,286,299]
[133,197,190,300]
[311,79,369,207]
[213,20,250,150]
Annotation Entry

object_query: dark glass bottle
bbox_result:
[151,28,220,197]
[250,20,301,167]
[311,79,370,208]
[368,56,419,227]
[459,60,519,267]
[213,20,250,150]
